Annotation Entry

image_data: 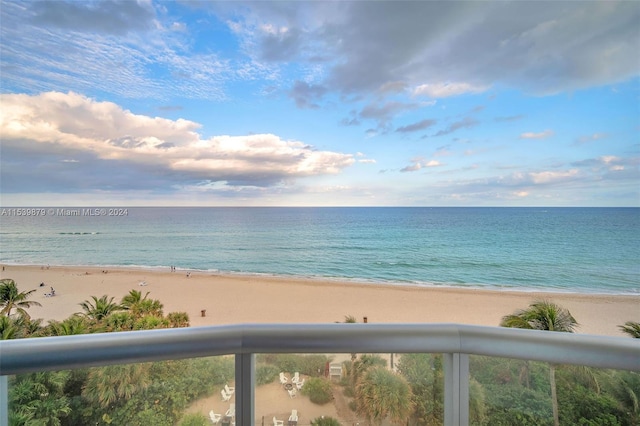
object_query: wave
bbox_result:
[58,232,100,235]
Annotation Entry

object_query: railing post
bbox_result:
[235,353,255,426]
[444,353,469,426]
[0,375,8,426]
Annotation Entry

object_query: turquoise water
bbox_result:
[1,207,638,294]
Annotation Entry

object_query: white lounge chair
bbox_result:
[295,378,305,390]
[209,410,222,424]
[225,384,235,395]
[225,404,235,417]
[291,372,300,384]
[287,388,297,398]
[221,389,232,401]
[289,409,298,422]
[272,417,284,426]
[279,372,288,384]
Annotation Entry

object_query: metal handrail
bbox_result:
[1,323,638,374]
[1,323,638,426]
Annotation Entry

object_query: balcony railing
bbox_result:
[1,323,639,426]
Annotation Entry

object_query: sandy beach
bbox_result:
[1,264,638,337]
[2,264,638,424]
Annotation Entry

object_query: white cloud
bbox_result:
[0,92,355,191]
[520,130,554,139]
[400,159,441,172]
[413,82,488,98]
[529,169,579,184]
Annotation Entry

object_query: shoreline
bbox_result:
[1,261,637,297]
[1,264,638,338]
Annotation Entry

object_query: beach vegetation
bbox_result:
[397,353,444,425]
[0,278,42,320]
[310,416,341,426]
[47,315,92,336]
[167,311,190,327]
[103,311,136,332]
[255,363,280,385]
[130,298,164,318]
[0,315,23,339]
[350,354,387,390]
[15,316,45,337]
[178,412,209,426]
[355,366,413,425]
[134,314,170,330]
[608,370,640,425]
[121,289,150,308]
[619,321,640,338]
[469,378,487,424]
[501,300,578,426]
[9,371,71,426]
[257,353,332,377]
[79,295,124,321]
[301,377,334,404]
[82,363,152,408]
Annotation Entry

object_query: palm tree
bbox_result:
[619,321,640,338]
[355,366,413,425]
[351,354,387,391]
[0,278,42,320]
[0,315,22,339]
[79,295,122,321]
[120,289,150,309]
[103,311,136,332]
[609,370,640,425]
[501,300,578,426]
[82,363,151,408]
[47,315,91,336]
[9,371,71,425]
[130,298,164,318]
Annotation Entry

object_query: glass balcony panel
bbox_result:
[254,352,444,426]
[7,355,236,426]
[469,355,639,426]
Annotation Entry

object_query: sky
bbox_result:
[0,1,639,207]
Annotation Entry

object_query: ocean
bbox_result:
[0,207,638,295]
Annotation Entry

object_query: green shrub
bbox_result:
[310,416,341,426]
[256,364,280,386]
[178,413,208,426]
[256,354,331,377]
[301,377,333,405]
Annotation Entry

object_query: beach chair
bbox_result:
[295,378,305,390]
[279,372,288,384]
[273,417,284,426]
[225,403,235,417]
[209,410,222,424]
[225,383,235,395]
[221,389,232,401]
[291,372,300,384]
[287,388,297,398]
[288,409,298,422]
